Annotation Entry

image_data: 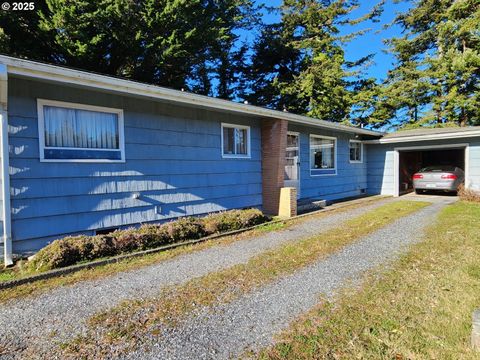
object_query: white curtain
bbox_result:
[310,137,335,169]
[223,127,247,155]
[44,106,119,149]
[235,128,247,155]
[223,127,234,154]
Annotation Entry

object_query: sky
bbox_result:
[254,0,412,82]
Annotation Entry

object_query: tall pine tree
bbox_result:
[0,0,256,96]
[243,0,381,123]
[373,0,480,128]
[241,22,306,111]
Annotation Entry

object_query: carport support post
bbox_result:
[261,118,288,215]
[0,64,12,267]
[393,150,400,197]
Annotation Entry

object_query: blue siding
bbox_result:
[288,124,368,202]
[366,138,480,195]
[8,77,262,252]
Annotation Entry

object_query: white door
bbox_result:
[284,132,300,198]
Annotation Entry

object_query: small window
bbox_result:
[38,99,125,162]
[221,123,250,158]
[310,135,336,175]
[349,140,363,163]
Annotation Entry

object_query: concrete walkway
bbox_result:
[0,197,393,359]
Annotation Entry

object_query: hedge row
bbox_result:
[28,209,269,272]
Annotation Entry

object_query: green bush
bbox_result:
[29,236,82,272]
[203,208,268,234]
[165,217,206,241]
[88,235,115,259]
[137,224,171,247]
[28,208,269,273]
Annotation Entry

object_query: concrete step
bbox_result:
[297,198,327,214]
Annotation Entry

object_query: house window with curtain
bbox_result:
[221,123,250,158]
[310,135,336,175]
[38,100,125,162]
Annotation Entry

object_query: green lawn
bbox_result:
[0,270,15,282]
[260,201,480,360]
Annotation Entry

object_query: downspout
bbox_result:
[0,64,12,266]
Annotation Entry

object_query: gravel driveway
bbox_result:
[0,197,393,359]
[123,197,455,359]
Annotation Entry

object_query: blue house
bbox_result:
[1,55,479,266]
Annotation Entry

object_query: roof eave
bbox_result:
[0,55,382,137]
[364,130,480,144]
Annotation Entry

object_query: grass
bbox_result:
[0,270,15,282]
[259,201,480,360]
[61,200,429,357]
[0,196,385,303]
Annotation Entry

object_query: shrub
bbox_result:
[203,208,268,234]
[137,224,171,248]
[237,208,270,227]
[28,237,83,272]
[111,229,144,253]
[89,235,115,259]
[458,184,480,202]
[28,208,269,272]
[165,217,206,241]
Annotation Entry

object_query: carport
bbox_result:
[365,127,480,198]
[395,144,466,195]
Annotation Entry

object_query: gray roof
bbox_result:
[384,126,480,138]
[0,55,382,137]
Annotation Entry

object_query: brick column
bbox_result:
[261,118,288,215]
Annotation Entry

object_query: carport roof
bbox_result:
[384,127,480,138]
[365,126,480,144]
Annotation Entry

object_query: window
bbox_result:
[310,135,336,175]
[221,123,250,158]
[38,99,125,162]
[285,132,299,181]
[349,140,363,163]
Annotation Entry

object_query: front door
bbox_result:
[284,132,300,198]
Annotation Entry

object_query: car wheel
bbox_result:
[415,189,422,194]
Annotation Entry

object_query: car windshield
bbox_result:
[420,165,457,172]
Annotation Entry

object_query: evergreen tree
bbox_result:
[244,0,381,123]
[39,0,141,76]
[203,0,257,100]
[241,22,306,110]
[279,0,352,121]
[374,0,480,128]
[0,1,58,62]
[0,0,256,95]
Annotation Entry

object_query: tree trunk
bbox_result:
[460,108,467,127]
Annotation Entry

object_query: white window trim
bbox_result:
[349,140,363,163]
[37,99,125,163]
[221,122,251,159]
[309,134,337,176]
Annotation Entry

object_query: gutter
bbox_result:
[363,130,480,144]
[0,55,382,137]
[0,64,12,266]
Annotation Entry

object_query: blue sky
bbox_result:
[254,0,411,82]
